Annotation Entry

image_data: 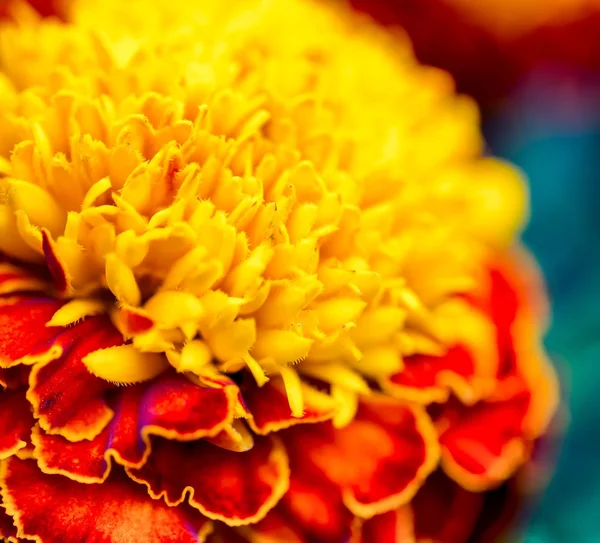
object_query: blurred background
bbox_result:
[2,1,600,541]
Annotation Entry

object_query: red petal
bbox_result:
[386,345,479,404]
[27,316,123,440]
[0,457,212,543]
[282,395,439,518]
[238,506,306,543]
[0,366,30,390]
[33,374,237,482]
[244,377,336,435]
[412,470,484,543]
[0,391,34,459]
[357,508,414,543]
[127,435,289,526]
[438,394,530,490]
[0,297,63,367]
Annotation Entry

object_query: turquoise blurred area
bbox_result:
[484,69,600,543]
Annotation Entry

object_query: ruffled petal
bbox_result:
[27,315,124,440]
[32,374,238,482]
[282,395,439,518]
[0,457,213,543]
[0,390,34,459]
[385,345,478,405]
[245,377,337,435]
[411,470,483,543]
[0,296,63,367]
[127,435,290,526]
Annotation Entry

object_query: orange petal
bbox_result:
[0,457,212,543]
[32,374,238,482]
[357,507,415,543]
[127,435,290,526]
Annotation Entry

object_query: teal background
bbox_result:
[484,70,600,543]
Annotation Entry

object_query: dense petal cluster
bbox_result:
[352,0,600,107]
[0,0,558,542]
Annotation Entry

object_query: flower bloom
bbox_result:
[351,0,600,107]
[0,1,558,542]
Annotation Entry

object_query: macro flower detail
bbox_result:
[0,0,558,541]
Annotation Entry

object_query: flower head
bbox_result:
[0,0,558,541]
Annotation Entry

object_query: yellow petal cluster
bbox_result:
[0,0,526,422]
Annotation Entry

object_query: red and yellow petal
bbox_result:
[32,374,238,482]
[127,435,290,526]
[0,390,34,460]
[437,394,531,491]
[0,504,17,542]
[0,296,63,368]
[244,377,337,435]
[27,316,123,441]
[283,395,440,519]
[0,457,213,543]
[385,345,479,405]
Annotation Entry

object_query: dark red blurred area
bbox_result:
[0,0,64,19]
[351,0,600,109]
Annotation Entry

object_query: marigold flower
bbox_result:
[351,0,600,107]
[0,1,558,542]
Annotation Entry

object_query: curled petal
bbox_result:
[127,435,290,526]
[0,457,213,543]
[32,374,238,482]
[245,377,337,435]
[282,395,440,519]
[27,316,124,440]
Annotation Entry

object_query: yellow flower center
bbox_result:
[0,0,525,425]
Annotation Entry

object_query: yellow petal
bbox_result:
[105,253,141,306]
[82,345,168,384]
[46,298,107,327]
[279,365,304,418]
[144,291,205,329]
[251,329,313,365]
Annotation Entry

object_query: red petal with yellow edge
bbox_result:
[282,395,439,518]
[0,457,213,543]
[0,391,33,459]
[32,374,237,482]
[127,435,290,526]
[0,366,30,390]
[412,470,483,543]
[41,230,71,296]
[438,393,531,491]
[0,297,63,367]
[27,315,124,440]
[357,507,415,543]
[386,345,477,405]
[244,377,336,435]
